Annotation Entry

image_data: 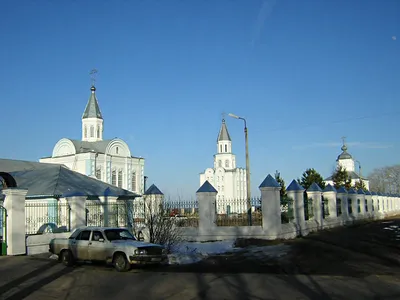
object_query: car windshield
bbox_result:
[104,229,136,241]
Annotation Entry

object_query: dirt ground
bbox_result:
[171,217,400,277]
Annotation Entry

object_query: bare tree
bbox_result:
[122,195,182,253]
[369,165,400,194]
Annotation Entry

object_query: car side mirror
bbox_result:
[98,238,104,242]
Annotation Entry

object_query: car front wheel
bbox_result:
[60,250,74,267]
[113,253,130,272]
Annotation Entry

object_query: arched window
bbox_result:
[220,145,222,153]
[111,170,116,186]
[116,147,119,155]
[97,126,100,138]
[96,168,101,180]
[225,160,229,168]
[90,126,94,138]
[218,160,222,167]
[225,145,227,152]
[131,171,137,191]
[84,126,87,138]
[118,170,123,188]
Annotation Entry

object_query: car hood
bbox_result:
[111,240,163,248]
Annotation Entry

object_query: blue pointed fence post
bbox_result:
[287,180,306,236]
[259,174,281,238]
[306,183,323,229]
[196,181,218,235]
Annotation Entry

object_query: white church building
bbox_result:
[325,140,370,190]
[40,84,145,194]
[199,119,247,213]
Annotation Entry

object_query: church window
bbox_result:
[225,160,229,168]
[90,126,94,138]
[97,126,100,138]
[111,170,116,185]
[220,145,222,153]
[118,170,123,188]
[96,168,101,180]
[84,126,87,138]
[225,145,227,152]
[131,172,137,191]
[218,160,222,167]
[116,147,119,154]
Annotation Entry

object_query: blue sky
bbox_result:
[1,0,399,198]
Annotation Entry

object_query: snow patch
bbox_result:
[168,240,237,265]
[167,240,291,265]
[384,225,399,231]
[243,244,290,259]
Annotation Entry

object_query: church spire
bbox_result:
[82,69,104,142]
[82,85,103,119]
[82,69,102,119]
[217,118,231,142]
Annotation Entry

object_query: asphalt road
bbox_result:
[0,217,400,300]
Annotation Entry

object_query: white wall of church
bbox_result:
[338,158,355,172]
[325,178,370,191]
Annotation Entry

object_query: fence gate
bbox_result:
[0,205,7,256]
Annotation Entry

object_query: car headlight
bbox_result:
[134,249,147,255]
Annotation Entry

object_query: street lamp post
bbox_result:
[228,113,252,225]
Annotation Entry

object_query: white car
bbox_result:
[49,226,168,272]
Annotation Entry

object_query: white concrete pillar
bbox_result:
[67,196,87,231]
[389,195,394,213]
[348,188,358,218]
[2,188,28,255]
[365,191,372,218]
[337,187,349,221]
[371,192,378,217]
[259,174,281,237]
[382,194,388,214]
[287,180,306,235]
[306,183,323,228]
[357,189,366,218]
[323,184,337,219]
[197,181,217,234]
[377,193,384,216]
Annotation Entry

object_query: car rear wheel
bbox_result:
[60,250,74,267]
[113,253,130,272]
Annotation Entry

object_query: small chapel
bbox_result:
[40,76,145,194]
[324,139,370,190]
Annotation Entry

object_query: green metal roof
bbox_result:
[0,158,138,199]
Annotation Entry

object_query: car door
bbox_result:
[88,230,107,261]
[71,230,91,260]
